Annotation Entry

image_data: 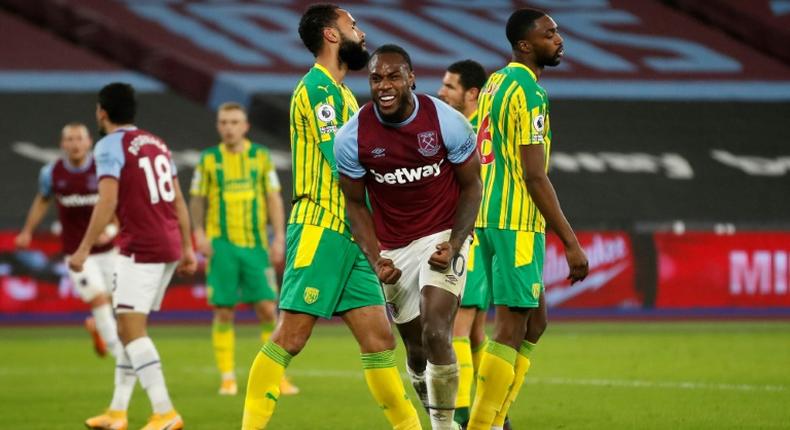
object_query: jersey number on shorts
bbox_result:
[139,154,175,204]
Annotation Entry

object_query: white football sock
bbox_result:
[126,337,173,414]
[109,350,137,411]
[92,303,122,357]
[426,361,459,430]
[406,362,429,410]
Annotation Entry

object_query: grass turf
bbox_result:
[0,321,788,429]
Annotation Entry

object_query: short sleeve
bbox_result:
[260,149,282,194]
[94,133,125,179]
[190,152,209,196]
[38,162,55,198]
[334,113,366,179]
[511,87,545,146]
[431,96,476,164]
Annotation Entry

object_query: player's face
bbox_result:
[216,109,250,145]
[369,52,415,122]
[61,125,92,164]
[437,72,466,113]
[529,15,564,67]
[335,10,369,71]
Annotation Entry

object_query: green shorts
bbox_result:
[279,223,385,319]
[475,228,545,308]
[461,235,491,310]
[207,238,276,307]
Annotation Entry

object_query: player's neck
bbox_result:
[223,139,246,153]
[66,155,89,168]
[316,50,348,84]
[512,55,542,80]
[104,122,135,134]
[463,104,477,119]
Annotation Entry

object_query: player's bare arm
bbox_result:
[188,194,212,257]
[338,174,401,284]
[265,189,286,271]
[174,180,197,276]
[429,153,482,271]
[69,178,118,272]
[521,144,589,282]
[15,193,51,249]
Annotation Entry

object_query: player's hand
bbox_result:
[195,230,212,257]
[14,232,32,249]
[269,235,285,273]
[68,249,89,273]
[178,248,198,276]
[565,244,589,284]
[375,257,401,284]
[428,241,455,271]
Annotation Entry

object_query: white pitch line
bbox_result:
[1,366,785,393]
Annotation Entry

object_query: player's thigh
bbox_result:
[114,255,176,314]
[279,224,356,318]
[488,229,545,308]
[418,229,470,300]
[206,238,242,307]
[91,249,118,296]
[238,245,276,303]
[67,254,109,303]
[379,241,421,325]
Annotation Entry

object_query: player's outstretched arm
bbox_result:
[339,175,400,284]
[520,144,589,283]
[15,194,51,249]
[429,154,482,270]
[174,180,197,276]
[69,178,118,272]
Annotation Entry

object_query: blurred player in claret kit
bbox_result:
[15,122,122,359]
[70,82,197,430]
[438,59,494,428]
[336,44,482,429]
[467,9,589,430]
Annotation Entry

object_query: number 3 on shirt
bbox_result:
[139,154,175,204]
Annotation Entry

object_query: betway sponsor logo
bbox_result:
[57,193,99,207]
[370,160,443,185]
[729,250,788,295]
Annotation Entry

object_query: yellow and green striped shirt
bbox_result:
[476,62,551,232]
[190,140,281,248]
[288,63,359,236]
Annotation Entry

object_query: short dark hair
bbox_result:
[371,44,413,71]
[98,82,136,124]
[447,60,487,91]
[298,3,340,57]
[506,8,546,48]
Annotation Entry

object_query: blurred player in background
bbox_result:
[71,82,197,430]
[190,102,296,397]
[15,122,122,359]
[336,44,482,429]
[467,9,589,430]
[241,5,420,429]
[437,59,493,428]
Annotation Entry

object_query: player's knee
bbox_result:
[213,307,235,324]
[271,327,310,356]
[422,327,451,354]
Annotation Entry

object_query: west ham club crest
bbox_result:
[417,131,439,157]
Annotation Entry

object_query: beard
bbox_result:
[338,37,370,71]
[97,122,107,138]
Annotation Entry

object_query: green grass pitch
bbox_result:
[1,321,788,429]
